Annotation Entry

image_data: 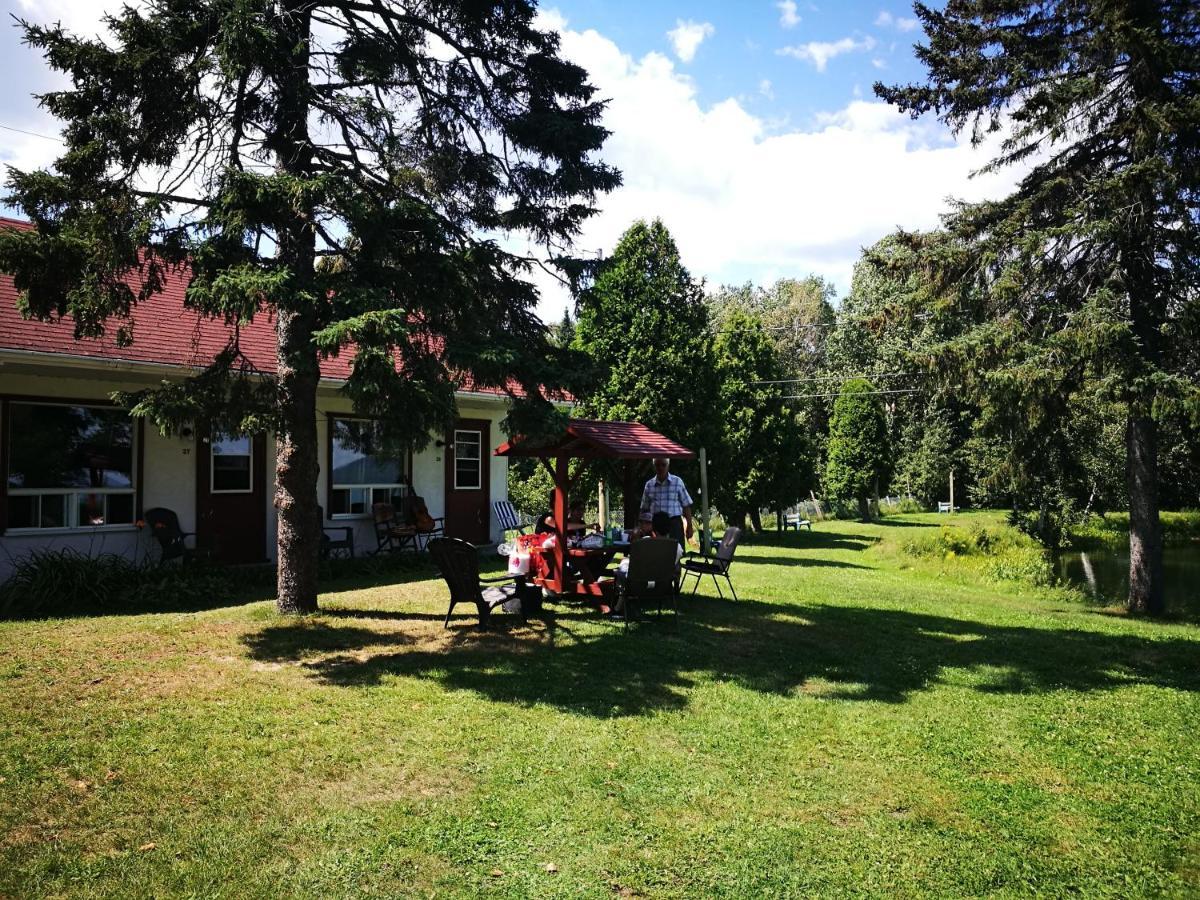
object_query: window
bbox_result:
[210,434,253,493]
[329,418,409,516]
[454,430,482,490]
[6,402,136,530]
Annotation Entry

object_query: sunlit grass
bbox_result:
[2,512,1198,897]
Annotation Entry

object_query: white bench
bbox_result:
[783,513,812,531]
[937,502,954,513]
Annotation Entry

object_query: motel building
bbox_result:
[0,218,511,580]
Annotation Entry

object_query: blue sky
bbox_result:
[548,0,929,125]
[0,1,1022,321]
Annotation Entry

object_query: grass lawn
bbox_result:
[2,512,1198,898]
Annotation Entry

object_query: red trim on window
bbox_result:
[0,397,8,535]
[135,418,146,521]
[324,413,334,520]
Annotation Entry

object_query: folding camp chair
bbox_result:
[681,526,741,601]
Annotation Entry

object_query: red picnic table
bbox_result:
[494,419,694,599]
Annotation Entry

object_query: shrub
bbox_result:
[0,549,236,619]
[984,547,1054,586]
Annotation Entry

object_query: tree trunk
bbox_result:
[1127,412,1164,615]
[857,495,870,521]
[272,1,320,615]
[748,508,764,533]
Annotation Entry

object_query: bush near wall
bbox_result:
[0,549,237,619]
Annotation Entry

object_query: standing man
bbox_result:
[640,457,694,547]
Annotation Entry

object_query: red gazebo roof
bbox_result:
[495,418,694,460]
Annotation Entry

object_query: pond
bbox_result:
[1054,544,1200,616]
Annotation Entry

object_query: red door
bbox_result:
[443,418,491,544]
[196,430,268,564]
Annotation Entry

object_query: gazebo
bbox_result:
[495,419,695,596]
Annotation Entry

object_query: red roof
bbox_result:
[0,216,542,398]
[495,418,694,460]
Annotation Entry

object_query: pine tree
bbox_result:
[825,378,891,520]
[877,0,1200,614]
[0,0,618,613]
[574,219,718,462]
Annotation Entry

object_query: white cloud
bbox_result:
[875,11,919,31]
[666,19,714,63]
[872,57,887,69]
[776,0,801,29]
[777,35,876,72]
[13,0,117,34]
[759,78,774,99]
[527,11,1029,321]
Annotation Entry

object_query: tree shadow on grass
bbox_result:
[240,592,1200,718]
[243,621,416,661]
[734,557,872,569]
[743,531,878,553]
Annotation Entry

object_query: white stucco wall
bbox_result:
[0,356,511,579]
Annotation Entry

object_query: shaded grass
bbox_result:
[2,512,1198,898]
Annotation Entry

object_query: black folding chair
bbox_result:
[142,507,197,565]
[428,537,524,629]
[681,526,741,601]
[619,537,680,627]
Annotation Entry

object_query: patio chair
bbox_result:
[681,526,742,601]
[493,500,532,538]
[318,506,355,560]
[401,493,445,549]
[142,507,197,565]
[619,537,681,626]
[427,537,523,629]
[372,502,419,554]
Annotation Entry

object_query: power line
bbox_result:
[775,388,924,400]
[0,123,62,142]
[747,372,924,385]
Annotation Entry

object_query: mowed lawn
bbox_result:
[2,514,1198,898]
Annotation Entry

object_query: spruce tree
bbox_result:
[574,219,718,460]
[825,378,891,520]
[0,0,618,613]
[877,0,1200,614]
[710,309,811,531]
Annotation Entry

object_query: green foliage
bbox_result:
[710,276,837,480]
[900,519,1054,587]
[876,0,1200,612]
[506,457,556,521]
[575,219,718,464]
[825,378,891,517]
[708,308,813,526]
[0,549,235,618]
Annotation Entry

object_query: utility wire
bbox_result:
[775,388,924,400]
[747,372,924,385]
[0,123,61,142]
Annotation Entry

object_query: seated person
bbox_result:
[534,491,558,535]
[536,498,591,538]
[612,511,682,617]
[565,499,590,539]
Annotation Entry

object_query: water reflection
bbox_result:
[1055,545,1200,616]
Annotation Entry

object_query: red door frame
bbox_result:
[443,418,491,544]
[196,430,268,564]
